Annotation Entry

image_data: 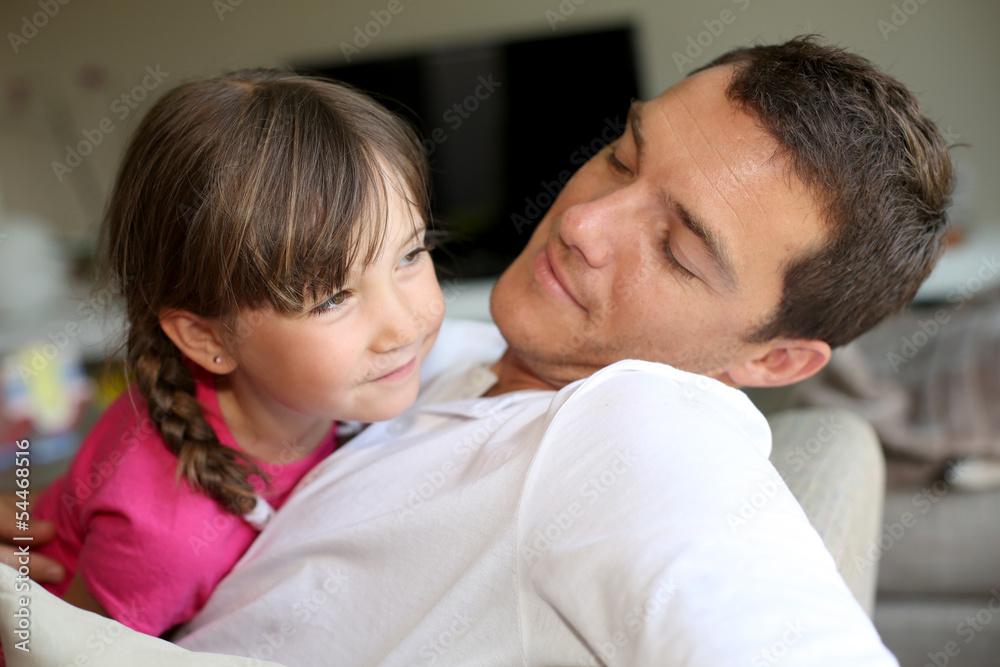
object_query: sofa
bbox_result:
[750,386,1000,667]
[874,483,1000,667]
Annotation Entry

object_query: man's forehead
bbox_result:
[644,65,774,159]
[650,63,736,107]
[632,65,826,285]
[642,66,800,209]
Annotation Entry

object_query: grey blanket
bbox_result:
[790,287,1000,484]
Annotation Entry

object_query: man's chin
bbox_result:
[488,261,519,334]
[490,283,574,384]
[489,263,549,338]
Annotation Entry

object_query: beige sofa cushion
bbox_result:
[768,407,885,616]
[0,563,284,666]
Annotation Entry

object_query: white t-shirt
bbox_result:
[177,320,896,666]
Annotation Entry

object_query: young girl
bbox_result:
[30,69,444,636]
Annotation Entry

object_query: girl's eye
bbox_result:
[311,290,351,315]
[401,245,431,266]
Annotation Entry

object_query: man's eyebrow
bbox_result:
[670,198,739,291]
[630,99,737,290]
[628,99,645,158]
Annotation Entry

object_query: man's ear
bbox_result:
[723,338,831,388]
[158,309,235,374]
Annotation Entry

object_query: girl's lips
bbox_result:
[373,357,416,382]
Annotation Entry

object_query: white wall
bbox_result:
[1,0,996,246]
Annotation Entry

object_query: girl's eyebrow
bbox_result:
[396,225,426,250]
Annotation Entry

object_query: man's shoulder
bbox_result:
[551,359,769,447]
[561,358,739,398]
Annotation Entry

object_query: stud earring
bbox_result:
[213,356,222,364]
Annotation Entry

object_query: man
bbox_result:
[6,37,953,665]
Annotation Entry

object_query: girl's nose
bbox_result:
[372,287,421,354]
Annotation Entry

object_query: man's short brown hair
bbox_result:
[698,36,955,348]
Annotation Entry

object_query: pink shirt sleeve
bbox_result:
[36,375,338,637]
[75,429,259,635]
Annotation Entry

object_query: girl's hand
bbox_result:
[0,492,65,583]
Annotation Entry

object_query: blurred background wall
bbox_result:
[0,0,995,252]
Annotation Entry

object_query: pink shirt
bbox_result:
[33,364,338,636]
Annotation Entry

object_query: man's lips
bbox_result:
[533,243,585,310]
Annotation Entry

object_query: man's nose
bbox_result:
[558,188,633,268]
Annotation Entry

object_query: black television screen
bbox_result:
[301,26,640,279]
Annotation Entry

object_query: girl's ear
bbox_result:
[158,309,236,374]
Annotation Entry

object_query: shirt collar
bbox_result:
[414,362,552,419]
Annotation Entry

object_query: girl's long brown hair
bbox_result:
[100,69,430,514]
